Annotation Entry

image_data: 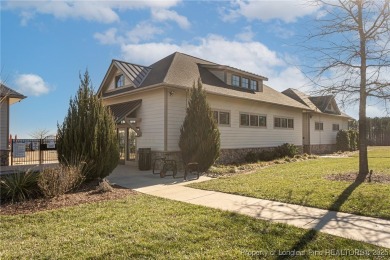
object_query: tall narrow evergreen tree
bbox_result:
[57,70,119,180]
[179,79,220,172]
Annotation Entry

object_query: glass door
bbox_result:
[118,129,126,164]
[127,128,136,161]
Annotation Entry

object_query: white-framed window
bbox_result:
[274,117,294,129]
[240,113,267,127]
[241,77,249,88]
[250,80,258,91]
[315,122,324,131]
[232,75,240,87]
[212,110,230,126]
[115,74,124,88]
[332,123,340,131]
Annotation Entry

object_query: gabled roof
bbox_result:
[282,88,352,118]
[97,60,151,96]
[0,83,26,104]
[99,52,309,110]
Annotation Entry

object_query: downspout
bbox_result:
[164,88,168,152]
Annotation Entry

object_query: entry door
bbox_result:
[118,129,126,164]
[127,128,136,161]
[302,113,311,153]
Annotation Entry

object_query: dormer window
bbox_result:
[115,74,124,88]
[232,75,240,87]
[327,103,333,111]
[241,78,249,88]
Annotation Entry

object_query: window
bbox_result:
[274,117,294,129]
[219,112,230,125]
[332,124,340,131]
[232,75,240,87]
[241,78,249,88]
[240,114,249,126]
[315,122,324,131]
[240,113,267,127]
[250,80,258,91]
[212,110,230,126]
[115,74,124,88]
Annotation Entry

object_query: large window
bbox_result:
[232,75,240,87]
[274,117,294,129]
[250,80,258,91]
[115,74,124,88]
[315,122,324,131]
[212,110,230,126]
[240,113,267,127]
[241,77,249,88]
[332,124,339,131]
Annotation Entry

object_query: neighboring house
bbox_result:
[0,83,26,166]
[97,52,352,165]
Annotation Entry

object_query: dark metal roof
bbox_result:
[113,60,151,87]
[107,99,142,123]
[0,83,26,104]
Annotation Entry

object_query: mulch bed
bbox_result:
[325,172,390,183]
[0,181,136,215]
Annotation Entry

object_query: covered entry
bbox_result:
[108,99,142,165]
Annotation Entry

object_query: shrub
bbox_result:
[258,150,277,161]
[179,79,220,172]
[38,165,84,198]
[275,143,298,158]
[57,70,119,180]
[0,170,40,202]
[336,130,350,151]
[348,130,358,151]
[245,151,258,163]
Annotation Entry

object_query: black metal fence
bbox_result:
[10,138,58,165]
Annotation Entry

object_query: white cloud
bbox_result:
[94,22,164,45]
[4,0,183,24]
[222,0,321,23]
[151,8,191,29]
[126,22,164,43]
[94,28,120,45]
[15,74,50,96]
[235,26,255,42]
[120,34,309,91]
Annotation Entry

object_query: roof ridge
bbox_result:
[112,59,151,69]
[161,52,179,84]
[175,51,217,65]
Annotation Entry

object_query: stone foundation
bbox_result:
[0,150,9,166]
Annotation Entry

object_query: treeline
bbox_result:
[366,117,390,146]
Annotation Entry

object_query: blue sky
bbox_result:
[1,0,387,138]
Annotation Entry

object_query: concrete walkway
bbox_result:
[108,165,390,249]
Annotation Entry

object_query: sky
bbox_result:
[1,0,388,138]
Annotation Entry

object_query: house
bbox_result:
[97,52,351,165]
[0,83,26,166]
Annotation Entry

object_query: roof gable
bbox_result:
[0,83,26,104]
[98,60,151,96]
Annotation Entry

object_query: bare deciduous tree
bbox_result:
[30,128,50,139]
[302,0,390,178]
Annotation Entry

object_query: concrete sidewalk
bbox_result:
[108,165,390,249]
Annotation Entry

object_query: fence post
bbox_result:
[10,139,13,166]
[39,139,43,165]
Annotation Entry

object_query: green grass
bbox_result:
[0,194,385,259]
[190,147,390,220]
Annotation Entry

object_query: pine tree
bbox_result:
[57,70,119,180]
[179,79,220,172]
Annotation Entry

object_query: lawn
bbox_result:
[190,146,390,220]
[0,194,386,259]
